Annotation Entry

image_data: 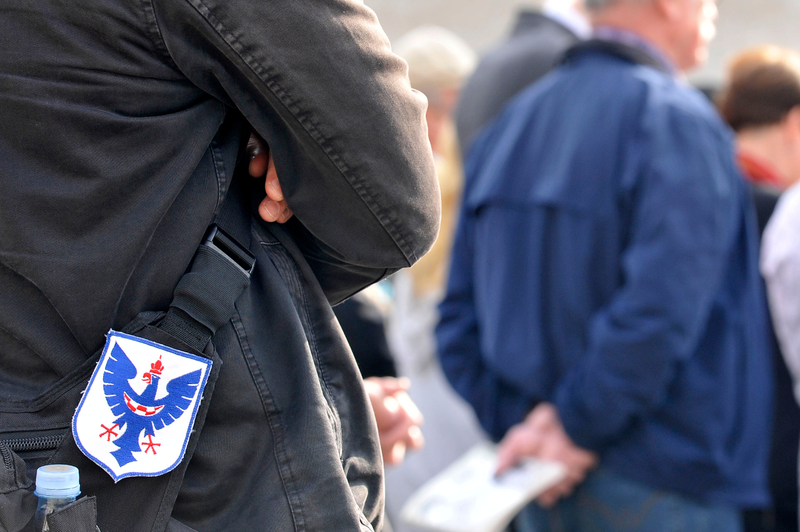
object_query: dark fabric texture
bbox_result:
[0,0,440,530]
[45,496,98,532]
[0,0,439,401]
[455,10,580,156]
[334,294,397,379]
[0,444,36,532]
[437,41,773,507]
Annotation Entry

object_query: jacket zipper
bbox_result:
[1,433,65,454]
[0,441,14,471]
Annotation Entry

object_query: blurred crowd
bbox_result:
[341,1,800,531]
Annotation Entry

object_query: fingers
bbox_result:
[383,422,424,464]
[394,390,423,426]
[258,198,293,223]
[537,480,576,508]
[407,424,425,451]
[496,424,541,476]
[385,440,407,466]
[378,414,413,465]
[494,404,600,509]
[367,379,424,466]
[376,376,411,395]
[258,153,294,223]
[248,133,294,224]
[265,156,283,201]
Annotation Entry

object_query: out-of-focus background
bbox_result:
[347,3,800,532]
[366,0,800,86]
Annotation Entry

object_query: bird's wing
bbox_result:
[147,369,203,432]
[103,343,138,417]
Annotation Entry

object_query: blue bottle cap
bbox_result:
[35,465,80,499]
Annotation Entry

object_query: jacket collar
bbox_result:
[563,35,675,75]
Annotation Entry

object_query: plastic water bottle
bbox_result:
[33,464,80,531]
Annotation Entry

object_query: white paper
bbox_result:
[400,442,566,532]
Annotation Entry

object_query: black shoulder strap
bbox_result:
[150,169,257,532]
[158,173,256,354]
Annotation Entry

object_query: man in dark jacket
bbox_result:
[455,0,589,156]
[0,0,439,530]
[437,0,772,530]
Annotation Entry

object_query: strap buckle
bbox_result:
[202,225,255,276]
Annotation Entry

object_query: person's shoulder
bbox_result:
[478,12,579,69]
[636,75,731,143]
[564,46,715,125]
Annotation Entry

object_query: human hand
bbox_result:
[364,377,425,466]
[247,133,293,223]
[496,403,598,508]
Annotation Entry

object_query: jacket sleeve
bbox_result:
[761,185,800,405]
[554,112,737,451]
[150,0,440,301]
[436,204,535,442]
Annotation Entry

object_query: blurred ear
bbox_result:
[784,106,800,145]
[787,106,800,130]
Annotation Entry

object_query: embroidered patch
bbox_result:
[72,330,212,482]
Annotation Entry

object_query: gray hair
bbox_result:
[584,0,647,10]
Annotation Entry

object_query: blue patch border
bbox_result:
[72,329,212,483]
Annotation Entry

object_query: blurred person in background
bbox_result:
[382,26,488,531]
[437,0,773,530]
[762,182,800,532]
[456,0,589,156]
[719,46,800,225]
[718,45,800,532]
[334,286,426,469]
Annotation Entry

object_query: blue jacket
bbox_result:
[437,41,773,507]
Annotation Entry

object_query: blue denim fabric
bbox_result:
[515,468,742,532]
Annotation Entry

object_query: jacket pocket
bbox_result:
[44,496,99,532]
[0,428,68,482]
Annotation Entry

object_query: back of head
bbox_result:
[583,0,717,72]
[717,46,800,132]
[393,25,476,106]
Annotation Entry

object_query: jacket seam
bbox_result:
[261,241,344,454]
[209,133,228,214]
[232,303,306,531]
[141,0,182,71]
[181,0,418,266]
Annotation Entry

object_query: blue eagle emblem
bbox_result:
[102,343,203,466]
[73,331,212,481]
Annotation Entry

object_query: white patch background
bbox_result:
[73,331,211,481]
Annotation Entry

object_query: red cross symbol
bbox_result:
[99,424,119,441]
[141,434,161,455]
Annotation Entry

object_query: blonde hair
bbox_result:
[405,121,463,296]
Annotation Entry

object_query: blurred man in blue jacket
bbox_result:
[436,0,773,530]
